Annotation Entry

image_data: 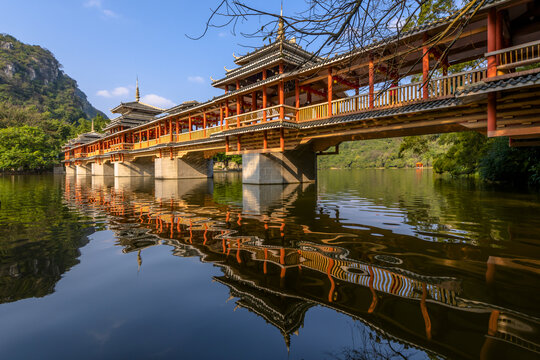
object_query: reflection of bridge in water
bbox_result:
[65,176,540,359]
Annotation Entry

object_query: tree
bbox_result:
[433,132,487,176]
[0,126,58,171]
[194,0,483,80]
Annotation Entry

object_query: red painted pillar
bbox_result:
[251,92,256,112]
[422,36,430,100]
[225,136,230,152]
[263,130,268,150]
[279,64,285,119]
[169,119,173,142]
[280,128,284,151]
[188,115,192,140]
[220,105,223,130]
[236,95,241,127]
[487,8,497,78]
[327,67,333,116]
[225,100,229,129]
[295,79,300,120]
[262,69,268,121]
[203,112,207,137]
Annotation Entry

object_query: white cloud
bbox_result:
[96,86,129,98]
[141,94,176,109]
[102,9,118,18]
[188,76,205,84]
[84,0,101,8]
[84,0,119,19]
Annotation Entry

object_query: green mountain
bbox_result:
[0,34,106,123]
[317,138,443,169]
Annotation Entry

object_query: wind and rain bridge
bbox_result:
[63,0,540,183]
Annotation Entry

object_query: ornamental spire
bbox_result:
[277,1,285,42]
[136,77,140,102]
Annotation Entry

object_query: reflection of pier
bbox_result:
[64,177,540,359]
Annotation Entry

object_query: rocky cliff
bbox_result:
[0,34,106,123]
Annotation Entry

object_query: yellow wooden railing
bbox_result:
[429,69,486,97]
[298,102,329,122]
[224,104,296,128]
[486,40,540,71]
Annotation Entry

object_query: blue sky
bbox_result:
[0,0,289,117]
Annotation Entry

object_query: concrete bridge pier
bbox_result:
[154,152,213,179]
[242,146,316,184]
[65,164,76,176]
[91,161,113,176]
[114,157,154,177]
[76,163,92,176]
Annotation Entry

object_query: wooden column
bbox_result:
[225,100,229,129]
[225,136,229,152]
[220,104,223,130]
[169,119,173,142]
[237,135,241,152]
[203,112,207,137]
[188,115,192,140]
[146,128,149,147]
[279,63,284,120]
[280,128,285,151]
[263,130,268,149]
[236,95,241,127]
[422,35,430,100]
[158,122,162,138]
[327,67,333,116]
[355,80,359,111]
[487,8,497,134]
[175,118,179,139]
[262,69,268,121]
[295,79,300,120]
[487,8,497,78]
[251,92,256,111]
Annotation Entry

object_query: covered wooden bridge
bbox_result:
[63,0,540,183]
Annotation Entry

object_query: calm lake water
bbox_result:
[0,170,539,359]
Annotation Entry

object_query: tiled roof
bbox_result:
[456,71,540,97]
[111,101,164,114]
[212,49,319,86]
[211,120,299,137]
[233,40,321,66]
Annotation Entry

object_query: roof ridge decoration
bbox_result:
[136,77,140,102]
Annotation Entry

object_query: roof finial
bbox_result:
[277,1,285,42]
[136,77,140,102]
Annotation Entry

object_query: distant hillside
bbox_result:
[0,34,106,123]
[317,138,444,169]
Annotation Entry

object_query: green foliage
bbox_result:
[0,34,106,123]
[433,132,487,176]
[213,153,242,165]
[0,34,109,172]
[479,137,540,185]
[318,137,447,170]
[0,126,58,171]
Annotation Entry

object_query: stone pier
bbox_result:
[114,157,154,177]
[76,163,92,176]
[242,147,316,184]
[154,153,213,179]
[91,161,114,176]
[65,164,76,176]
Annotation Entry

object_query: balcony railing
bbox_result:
[486,40,540,71]
[224,104,297,129]
[65,56,533,156]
